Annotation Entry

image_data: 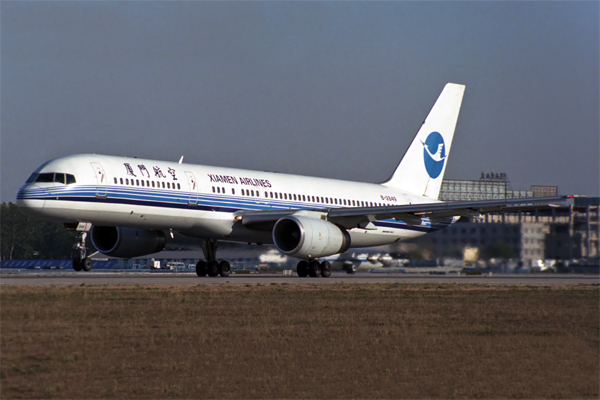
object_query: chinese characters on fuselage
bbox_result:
[123,163,177,181]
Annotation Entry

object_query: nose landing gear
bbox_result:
[71,225,93,272]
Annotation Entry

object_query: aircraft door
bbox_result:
[90,162,107,198]
[184,171,199,205]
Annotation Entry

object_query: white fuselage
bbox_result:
[17,154,453,250]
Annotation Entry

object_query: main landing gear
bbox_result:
[296,260,332,278]
[72,231,93,272]
[195,239,230,277]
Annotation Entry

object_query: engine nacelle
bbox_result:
[272,216,350,259]
[91,226,166,258]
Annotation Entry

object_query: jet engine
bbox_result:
[91,226,166,258]
[272,216,350,259]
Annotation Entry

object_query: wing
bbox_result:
[235,196,571,231]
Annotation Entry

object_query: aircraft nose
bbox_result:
[16,185,47,217]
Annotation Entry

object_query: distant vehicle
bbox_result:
[164,262,185,270]
[322,252,390,274]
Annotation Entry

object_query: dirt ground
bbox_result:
[1,283,598,399]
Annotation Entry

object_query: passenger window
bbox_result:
[302,195,306,202]
[167,182,170,189]
[270,192,273,198]
[293,194,297,201]
[147,180,150,187]
[113,177,117,184]
[284,193,287,200]
[213,186,216,193]
[161,182,165,188]
[232,188,235,195]
[141,180,145,187]
[217,187,220,193]
[178,183,180,190]
[274,192,278,199]
[152,181,155,188]
[352,200,356,206]
[222,187,225,193]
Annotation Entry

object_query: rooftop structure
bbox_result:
[440,172,557,201]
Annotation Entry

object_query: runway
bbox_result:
[1,271,598,286]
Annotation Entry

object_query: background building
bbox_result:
[417,174,598,266]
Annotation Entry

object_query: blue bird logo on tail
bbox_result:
[421,132,446,179]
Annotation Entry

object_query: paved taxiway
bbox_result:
[1,272,597,286]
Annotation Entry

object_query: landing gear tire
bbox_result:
[207,260,220,277]
[308,260,321,278]
[82,258,93,272]
[344,263,356,275]
[297,260,308,277]
[320,261,332,278]
[196,261,207,277]
[219,260,231,277]
[73,257,83,272]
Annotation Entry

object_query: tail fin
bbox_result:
[382,83,465,199]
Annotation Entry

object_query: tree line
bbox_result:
[1,202,78,260]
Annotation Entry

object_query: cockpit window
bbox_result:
[36,173,55,183]
[26,173,38,183]
[33,173,76,185]
[54,173,65,184]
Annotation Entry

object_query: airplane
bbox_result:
[321,252,395,274]
[16,83,568,278]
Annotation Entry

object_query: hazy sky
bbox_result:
[2,1,598,203]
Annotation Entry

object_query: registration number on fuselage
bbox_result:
[380,195,398,202]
